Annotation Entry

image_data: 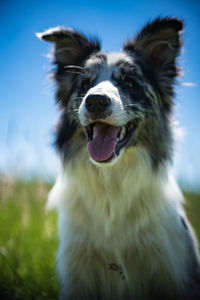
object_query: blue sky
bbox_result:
[0,0,200,189]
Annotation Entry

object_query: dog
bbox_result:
[37,17,200,299]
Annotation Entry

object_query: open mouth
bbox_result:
[85,121,136,163]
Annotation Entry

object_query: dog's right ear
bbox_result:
[36,26,101,66]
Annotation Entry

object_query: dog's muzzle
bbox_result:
[79,85,137,164]
[82,94,136,164]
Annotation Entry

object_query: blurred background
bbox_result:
[1,0,200,189]
[0,0,199,299]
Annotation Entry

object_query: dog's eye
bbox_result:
[122,76,134,89]
[115,73,135,90]
[81,78,90,91]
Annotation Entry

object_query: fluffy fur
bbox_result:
[37,17,200,299]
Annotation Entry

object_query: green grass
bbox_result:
[0,179,59,299]
[183,192,200,241]
[0,179,199,299]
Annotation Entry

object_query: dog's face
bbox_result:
[76,52,146,165]
[37,18,183,168]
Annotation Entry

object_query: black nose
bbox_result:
[85,94,111,113]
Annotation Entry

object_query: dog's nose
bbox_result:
[85,94,111,113]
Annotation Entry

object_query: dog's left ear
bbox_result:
[36,26,101,66]
[124,17,183,111]
[124,17,183,67]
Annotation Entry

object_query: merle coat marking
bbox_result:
[37,17,200,300]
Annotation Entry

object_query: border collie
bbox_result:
[37,17,200,299]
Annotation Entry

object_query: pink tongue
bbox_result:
[87,123,120,162]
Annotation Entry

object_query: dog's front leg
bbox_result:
[58,244,106,300]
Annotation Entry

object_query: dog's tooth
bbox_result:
[93,125,96,138]
[120,126,126,140]
[117,127,126,142]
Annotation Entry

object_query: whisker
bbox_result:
[65,71,84,75]
[64,65,85,70]
[65,105,80,125]
[123,103,138,107]
[70,96,83,102]
[64,65,86,75]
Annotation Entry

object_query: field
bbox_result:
[0,179,59,299]
[0,179,200,299]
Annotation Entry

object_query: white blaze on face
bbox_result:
[78,51,135,127]
[77,52,137,165]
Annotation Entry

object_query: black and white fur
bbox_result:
[37,18,200,299]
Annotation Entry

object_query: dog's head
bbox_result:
[37,17,183,168]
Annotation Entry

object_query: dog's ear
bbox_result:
[124,17,183,111]
[36,26,101,66]
[124,17,183,67]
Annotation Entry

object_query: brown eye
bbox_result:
[123,76,134,89]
